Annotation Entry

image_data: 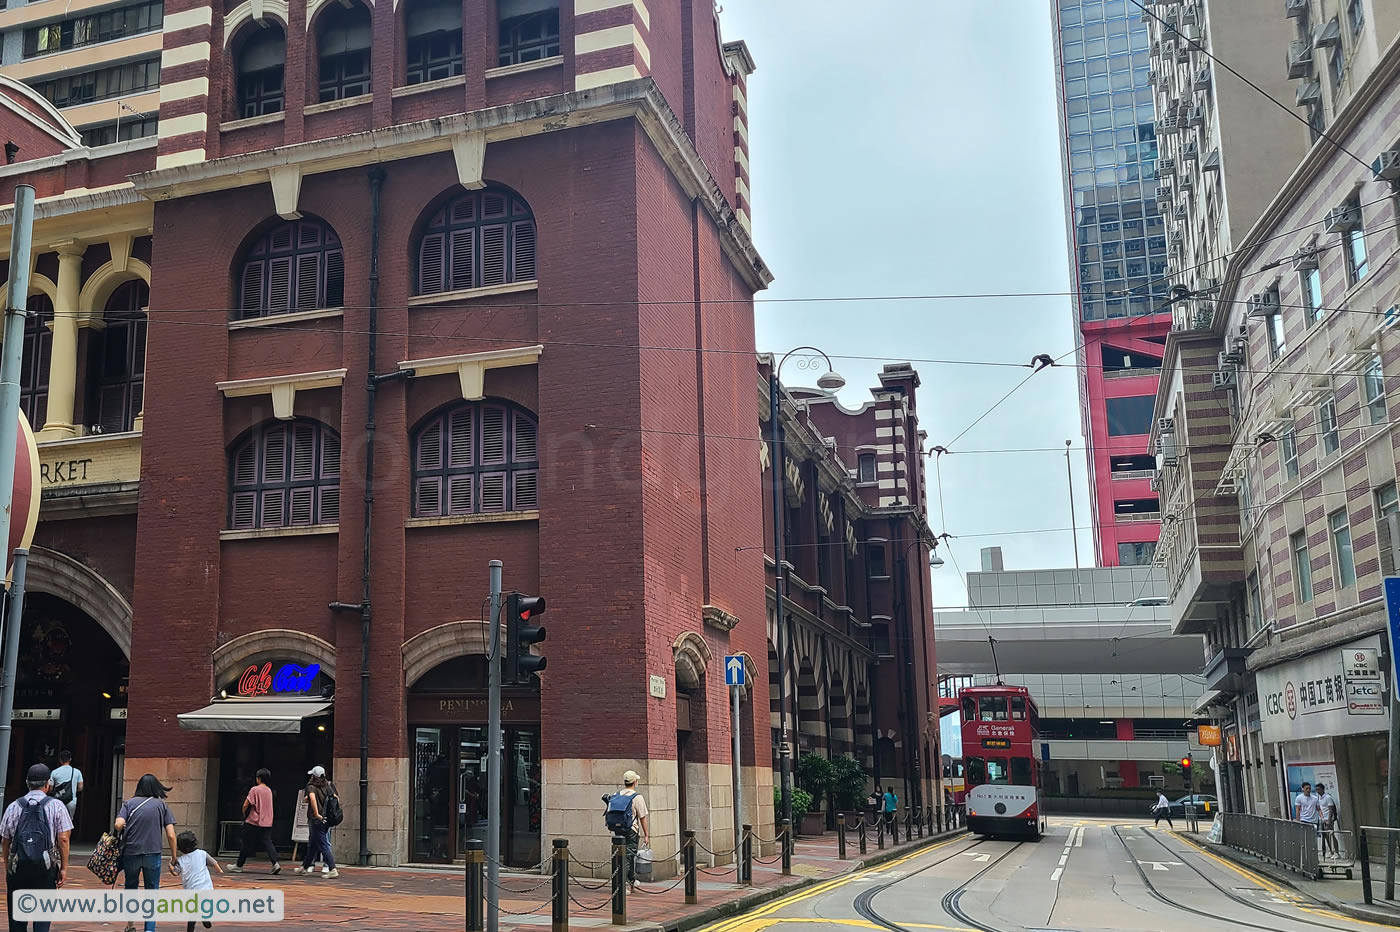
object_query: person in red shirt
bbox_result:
[229,769,280,874]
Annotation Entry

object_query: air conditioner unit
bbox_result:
[1212,370,1236,389]
[1157,116,1181,136]
[1314,18,1341,49]
[1218,351,1236,369]
[1158,157,1176,177]
[1181,3,1199,26]
[1176,42,1191,63]
[1179,173,1194,191]
[1149,474,1163,492]
[1194,67,1211,90]
[1150,39,1163,59]
[1187,105,1205,126]
[1155,185,1173,202]
[1183,140,1200,162]
[1286,0,1309,18]
[1170,229,1184,245]
[1296,79,1322,106]
[1231,335,1248,356]
[1292,247,1319,271]
[1247,291,1280,317]
[1325,204,1361,232]
[1223,343,1245,365]
[1374,149,1400,181]
[1287,40,1313,79]
[1158,417,1175,433]
[1175,202,1188,220]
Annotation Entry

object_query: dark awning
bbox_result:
[178,699,332,734]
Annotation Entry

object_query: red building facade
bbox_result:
[0,2,774,871]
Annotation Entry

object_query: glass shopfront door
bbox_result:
[411,724,539,866]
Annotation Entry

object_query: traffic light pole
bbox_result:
[486,561,503,932]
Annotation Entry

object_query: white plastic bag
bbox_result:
[634,845,653,879]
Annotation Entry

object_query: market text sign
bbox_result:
[237,662,321,697]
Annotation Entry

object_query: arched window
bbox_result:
[237,24,286,117]
[405,0,462,84]
[229,418,341,530]
[497,0,559,66]
[317,2,371,102]
[238,218,344,318]
[19,293,51,428]
[415,188,535,295]
[93,279,147,433]
[412,401,538,517]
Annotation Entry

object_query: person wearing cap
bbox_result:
[297,765,339,878]
[616,771,650,890]
[114,773,179,932]
[0,763,72,932]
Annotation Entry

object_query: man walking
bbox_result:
[0,763,73,932]
[231,768,280,874]
[1151,789,1174,829]
[1317,783,1339,857]
[1295,781,1321,828]
[604,771,650,891]
[49,752,82,825]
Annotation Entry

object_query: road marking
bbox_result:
[1050,867,1063,881]
[720,919,978,932]
[1075,826,1085,847]
[1058,854,1067,866]
[1141,860,1182,872]
[961,852,991,863]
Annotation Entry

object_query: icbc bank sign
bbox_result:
[1258,636,1387,743]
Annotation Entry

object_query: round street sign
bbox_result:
[8,409,39,571]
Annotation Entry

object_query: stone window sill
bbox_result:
[406,280,538,307]
[220,111,285,132]
[221,524,339,541]
[405,511,539,529]
[391,75,466,98]
[485,57,563,80]
[304,95,371,116]
[229,307,344,330]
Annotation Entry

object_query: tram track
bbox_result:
[1111,825,1361,932]
[851,838,1024,932]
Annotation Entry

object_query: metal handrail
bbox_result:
[1221,812,1319,878]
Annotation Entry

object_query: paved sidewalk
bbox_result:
[3,825,964,931]
[1180,830,1400,926]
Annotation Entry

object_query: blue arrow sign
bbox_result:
[724,655,746,687]
[1385,577,1400,690]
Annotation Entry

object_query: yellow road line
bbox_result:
[711,917,977,932]
[699,836,973,932]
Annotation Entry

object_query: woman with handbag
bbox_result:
[114,774,179,932]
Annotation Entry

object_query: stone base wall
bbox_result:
[542,758,680,879]
[123,757,213,850]
[742,765,776,856]
[333,757,410,867]
[686,762,733,866]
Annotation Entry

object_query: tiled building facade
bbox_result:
[1151,3,1400,830]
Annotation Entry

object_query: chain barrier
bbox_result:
[488,875,554,895]
[691,837,741,859]
[492,897,556,917]
[569,874,613,891]
[751,850,784,865]
[567,889,615,912]
[630,874,689,895]
[566,851,613,870]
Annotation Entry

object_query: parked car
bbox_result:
[1167,794,1217,817]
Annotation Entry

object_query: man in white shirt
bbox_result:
[49,751,83,822]
[1295,781,1322,829]
[1316,783,1339,856]
[1151,790,1174,829]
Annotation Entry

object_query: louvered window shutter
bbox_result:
[415,477,442,517]
[418,421,443,471]
[513,221,536,281]
[449,230,475,291]
[480,225,506,286]
[512,470,538,510]
[419,233,446,295]
[448,410,474,468]
[479,473,506,512]
[480,406,507,464]
[324,250,345,308]
[289,487,315,525]
[270,224,294,251]
[240,262,265,316]
[263,427,287,483]
[291,422,316,480]
[513,413,537,462]
[234,441,257,486]
[267,257,293,313]
[448,475,474,514]
[321,431,341,479]
[295,254,321,310]
[319,486,340,524]
[231,492,257,529]
[261,489,286,527]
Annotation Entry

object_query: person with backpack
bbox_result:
[297,766,340,878]
[49,750,83,823]
[603,770,650,890]
[115,773,179,932]
[0,763,73,932]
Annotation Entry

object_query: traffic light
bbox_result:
[1180,756,1192,770]
[505,592,547,683]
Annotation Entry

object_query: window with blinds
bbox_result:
[238,218,344,318]
[19,294,52,429]
[94,279,148,434]
[229,419,341,530]
[412,402,538,517]
[415,188,536,296]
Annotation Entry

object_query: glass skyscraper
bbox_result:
[1051,0,1168,567]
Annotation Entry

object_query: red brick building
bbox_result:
[0,0,940,871]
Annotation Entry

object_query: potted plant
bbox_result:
[828,754,868,825]
[773,786,815,835]
[796,753,834,835]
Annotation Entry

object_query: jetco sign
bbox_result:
[1258,635,1388,744]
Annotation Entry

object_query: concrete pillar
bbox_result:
[42,246,83,438]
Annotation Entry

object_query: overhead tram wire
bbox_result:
[1128,0,1374,173]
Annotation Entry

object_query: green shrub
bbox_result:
[797,753,834,802]
[827,755,867,810]
[773,785,816,815]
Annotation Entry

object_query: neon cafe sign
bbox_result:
[237,662,322,697]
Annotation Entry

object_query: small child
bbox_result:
[174,830,222,932]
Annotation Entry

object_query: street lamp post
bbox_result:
[894,536,942,826]
[769,347,844,832]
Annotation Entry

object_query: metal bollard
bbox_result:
[1361,829,1374,906]
[466,839,485,932]
[837,813,848,860]
[779,819,792,876]
[741,823,754,884]
[892,812,900,845]
[611,834,627,926]
[937,807,943,833]
[877,816,885,849]
[859,819,867,855]
[683,831,697,905]
[916,809,924,839]
[552,838,569,932]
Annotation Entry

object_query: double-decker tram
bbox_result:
[959,684,1044,839]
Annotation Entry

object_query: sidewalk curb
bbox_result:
[634,829,969,932]
[1180,833,1400,927]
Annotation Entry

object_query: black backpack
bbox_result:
[13,796,54,870]
[322,792,344,828]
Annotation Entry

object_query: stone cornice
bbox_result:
[129,78,772,291]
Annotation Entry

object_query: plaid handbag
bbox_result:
[86,830,123,885]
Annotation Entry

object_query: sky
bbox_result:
[717,1,1096,608]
